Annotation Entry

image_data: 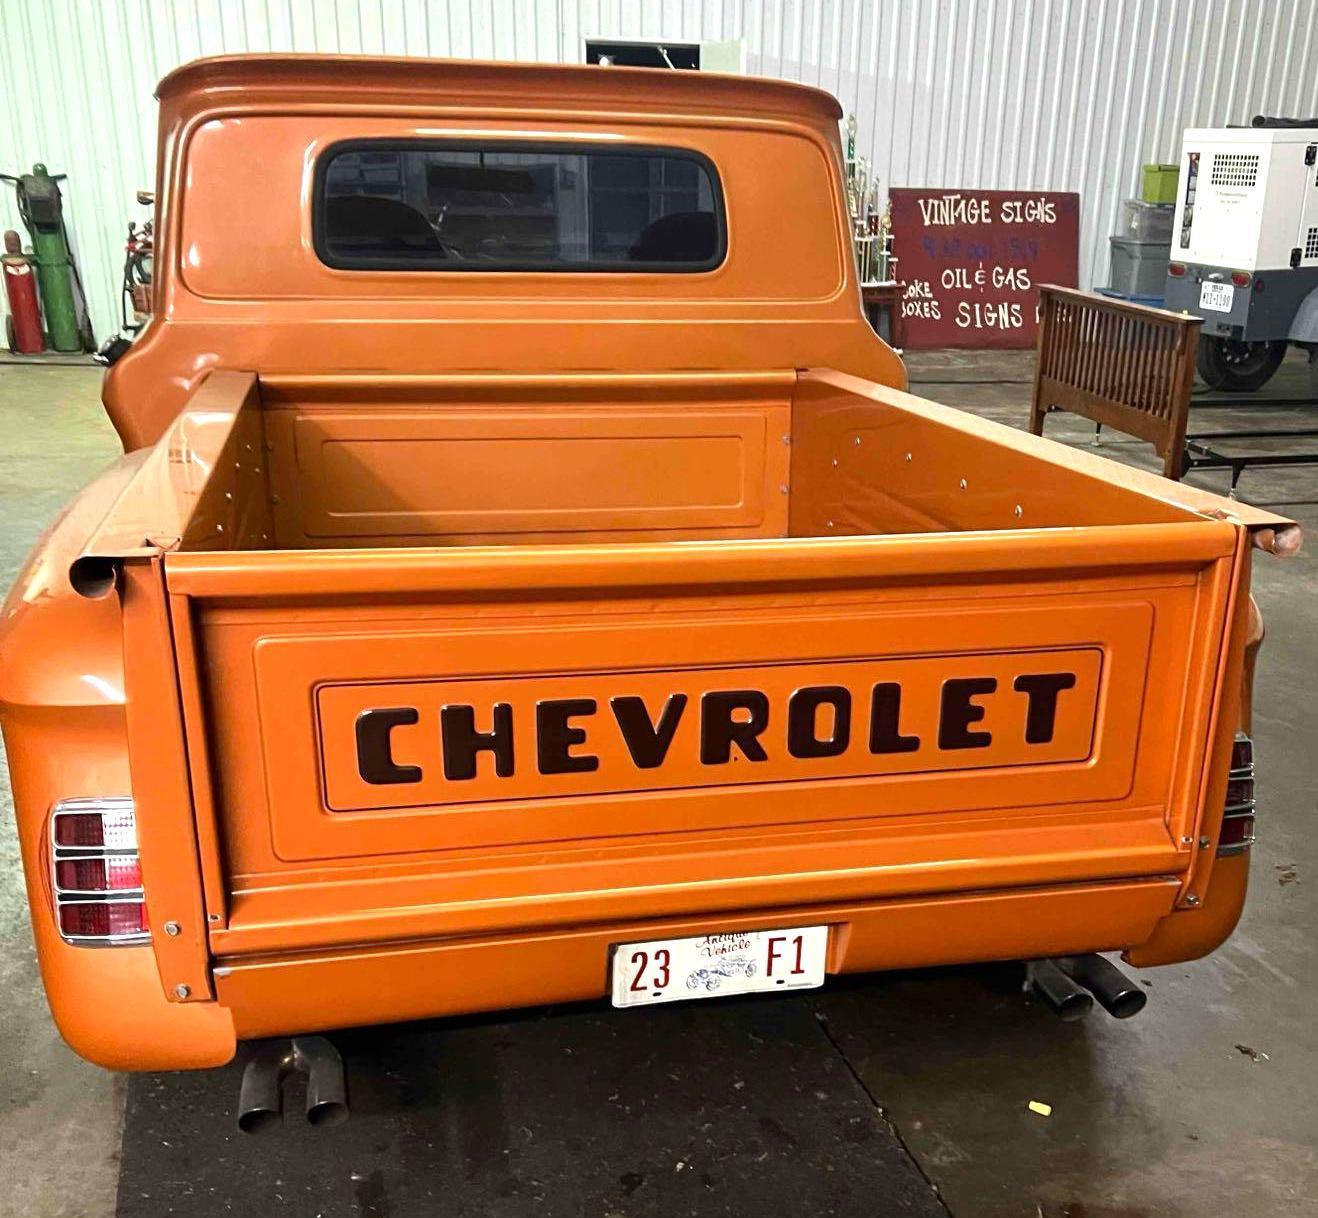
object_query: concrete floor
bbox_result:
[0,351,1314,1216]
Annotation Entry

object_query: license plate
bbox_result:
[1200,281,1235,312]
[611,925,829,1008]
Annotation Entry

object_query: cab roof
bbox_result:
[156,54,843,127]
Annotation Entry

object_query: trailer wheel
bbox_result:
[1195,336,1287,392]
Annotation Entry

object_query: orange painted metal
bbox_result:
[261,373,795,547]
[0,55,1300,1071]
[119,560,214,1002]
[215,878,1180,1041]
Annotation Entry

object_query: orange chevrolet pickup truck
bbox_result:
[0,56,1300,1093]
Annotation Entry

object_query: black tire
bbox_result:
[1195,335,1288,392]
[1309,347,1318,399]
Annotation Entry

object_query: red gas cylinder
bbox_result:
[3,229,44,353]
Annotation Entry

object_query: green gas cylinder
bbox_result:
[16,164,81,352]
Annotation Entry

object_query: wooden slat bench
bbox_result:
[1029,285,1202,479]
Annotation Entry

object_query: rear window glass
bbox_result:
[314,141,725,272]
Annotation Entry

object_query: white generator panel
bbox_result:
[1174,126,1318,272]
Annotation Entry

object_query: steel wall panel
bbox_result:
[2,0,1314,340]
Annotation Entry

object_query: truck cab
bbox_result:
[0,55,1298,1073]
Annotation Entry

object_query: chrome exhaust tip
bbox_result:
[297,1037,349,1128]
[237,1042,289,1134]
[1028,959,1094,1021]
[1056,954,1148,1020]
[236,1036,349,1132]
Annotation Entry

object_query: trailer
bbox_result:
[1163,121,1318,393]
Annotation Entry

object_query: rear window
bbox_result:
[314,140,726,273]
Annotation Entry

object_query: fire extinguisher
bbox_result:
[2,229,43,354]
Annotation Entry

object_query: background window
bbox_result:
[316,142,725,272]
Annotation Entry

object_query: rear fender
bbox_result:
[1125,593,1264,968]
[1289,284,1318,344]
[0,457,235,1069]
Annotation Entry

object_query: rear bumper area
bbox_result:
[1163,265,1318,341]
[214,877,1180,1042]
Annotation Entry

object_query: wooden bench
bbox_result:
[1029,285,1202,479]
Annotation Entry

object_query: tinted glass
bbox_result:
[316,142,724,272]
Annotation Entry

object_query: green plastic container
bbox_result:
[1142,163,1180,204]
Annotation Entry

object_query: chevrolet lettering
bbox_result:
[346,662,1090,796]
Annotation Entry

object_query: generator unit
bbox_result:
[1163,122,1318,392]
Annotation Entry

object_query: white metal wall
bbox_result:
[2,0,1316,341]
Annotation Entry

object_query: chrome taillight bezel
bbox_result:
[49,798,150,945]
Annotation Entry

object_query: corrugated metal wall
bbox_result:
[3,0,1316,341]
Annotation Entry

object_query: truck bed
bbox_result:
[160,366,1212,555]
[73,366,1285,1029]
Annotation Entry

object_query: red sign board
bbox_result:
[889,189,1080,348]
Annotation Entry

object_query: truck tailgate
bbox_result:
[162,520,1243,958]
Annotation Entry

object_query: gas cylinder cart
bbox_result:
[0,164,95,354]
[1163,119,1318,395]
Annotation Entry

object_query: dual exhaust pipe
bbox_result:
[1029,954,1148,1022]
[231,958,1135,1130]
[237,1036,349,1133]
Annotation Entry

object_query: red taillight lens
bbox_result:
[58,900,148,940]
[52,806,137,850]
[55,856,143,893]
[53,813,105,848]
[49,799,149,944]
[1231,271,1251,287]
[1168,263,1187,277]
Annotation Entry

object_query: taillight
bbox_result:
[1168,263,1187,277]
[58,900,148,940]
[52,806,137,849]
[55,856,143,893]
[1230,271,1251,288]
[50,799,149,945]
[1218,733,1255,857]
